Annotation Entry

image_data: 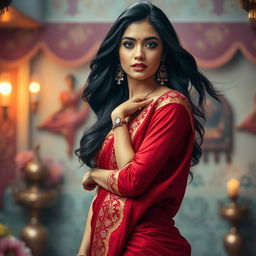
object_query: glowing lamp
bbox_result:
[0,81,12,120]
[0,11,12,22]
[29,82,40,112]
[227,178,240,197]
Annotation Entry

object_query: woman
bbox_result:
[76,2,219,256]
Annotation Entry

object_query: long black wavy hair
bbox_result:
[76,1,219,170]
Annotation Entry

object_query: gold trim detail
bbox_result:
[91,194,126,256]
[96,133,114,166]
[107,170,122,196]
[109,146,118,169]
[107,162,132,196]
[129,104,154,140]
[155,94,194,131]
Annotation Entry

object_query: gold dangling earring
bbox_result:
[115,64,124,85]
[157,63,168,85]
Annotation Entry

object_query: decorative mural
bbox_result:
[37,74,90,156]
[203,95,233,163]
[0,23,255,68]
[236,93,256,135]
[44,0,247,22]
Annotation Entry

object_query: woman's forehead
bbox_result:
[122,20,159,38]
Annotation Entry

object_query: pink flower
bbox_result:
[0,236,32,256]
[43,158,63,185]
[14,151,34,171]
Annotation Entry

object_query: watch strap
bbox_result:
[112,117,127,130]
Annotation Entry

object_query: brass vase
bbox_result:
[23,144,48,184]
[219,196,249,256]
[12,144,59,256]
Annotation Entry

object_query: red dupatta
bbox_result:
[89,90,195,256]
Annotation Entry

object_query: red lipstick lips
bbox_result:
[131,63,147,72]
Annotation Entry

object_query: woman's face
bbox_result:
[119,20,163,83]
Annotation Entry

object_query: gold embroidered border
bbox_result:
[97,133,114,165]
[155,97,194,131]
[129,104,153,140]
[91,194,127,256]
[106,162,132,196]
[109,147,118,169]
[104,196,126,256]
[107,170,122,196]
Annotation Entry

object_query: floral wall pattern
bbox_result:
[44,0,247,22]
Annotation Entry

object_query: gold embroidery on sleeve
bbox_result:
[107,162,132,196]
[107,170,122,196]
[154,91,194,131]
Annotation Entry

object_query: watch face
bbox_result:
[115,117,121,124]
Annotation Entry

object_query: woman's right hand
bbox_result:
[82,170,97,191]
[111,96,154,119]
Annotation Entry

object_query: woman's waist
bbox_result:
[137,205,176,230]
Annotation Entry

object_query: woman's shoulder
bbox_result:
[151,88,190,111]
[150,88,194,130]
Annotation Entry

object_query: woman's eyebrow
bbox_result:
[121,36,159,41]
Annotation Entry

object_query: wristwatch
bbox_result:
[112,116,126,130]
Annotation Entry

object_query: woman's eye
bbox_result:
[123,41,134,49]
[145,42,157,48]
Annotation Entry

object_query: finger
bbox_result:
[83,183,96,191]
[132,97,147,102]
[88,183,96,189]
[86,186,96,191]
[82,180,96,187]
[137,98,154,108]
[82,183,92,190]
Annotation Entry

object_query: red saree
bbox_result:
[89,90,195,256]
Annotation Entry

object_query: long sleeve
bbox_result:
[107,102,194,197]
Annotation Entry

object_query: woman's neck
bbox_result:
[127,77,159,98]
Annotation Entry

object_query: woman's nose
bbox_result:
[134,46,145,60]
